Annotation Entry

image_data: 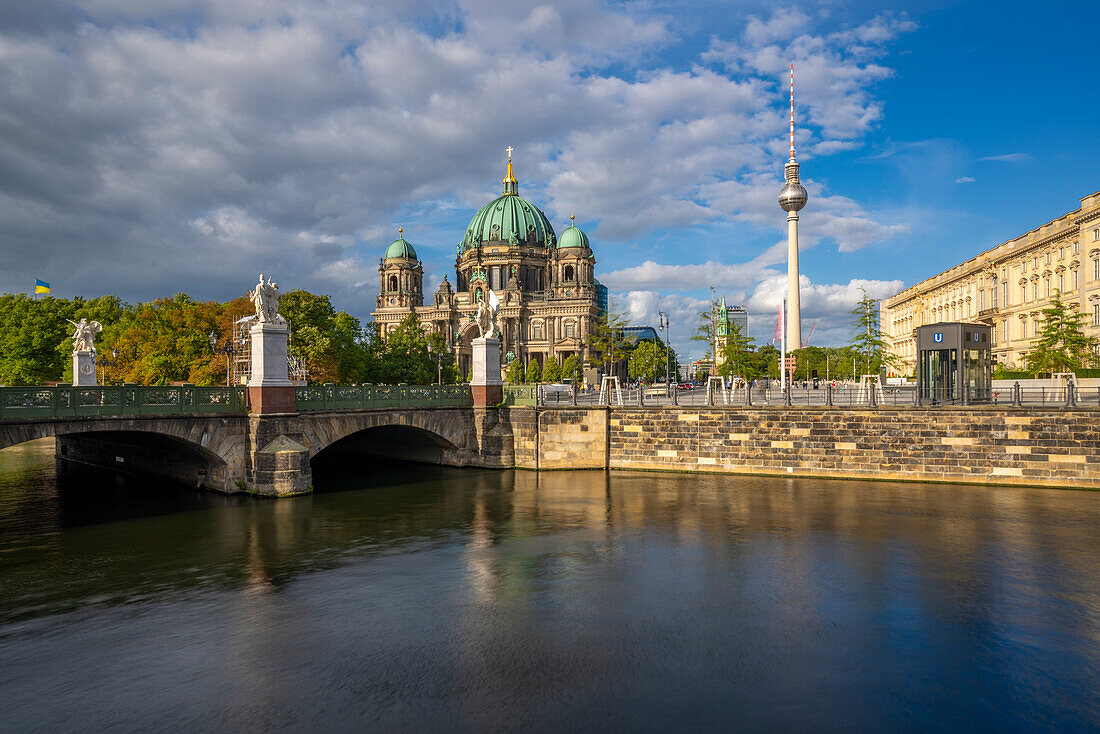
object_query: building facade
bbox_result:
[372,156,603,380]
[882,191,1100,374]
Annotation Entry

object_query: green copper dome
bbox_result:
[460,194,556,252]
[385,235,417,260]
[558,223,589,250]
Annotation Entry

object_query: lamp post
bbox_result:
[658,311,670,396]
[97,347,119,386]
[208,331,235,387]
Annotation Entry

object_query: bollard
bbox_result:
[1065,381,1075,408]
[825,383,833,407]
[784,386,792,406]
[571,386,577,406]
[746,384,752,406]
[868,384,877,408]
[672,385,678,406]
[1013,381,1021,407]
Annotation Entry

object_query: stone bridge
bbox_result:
[0,384,519,495]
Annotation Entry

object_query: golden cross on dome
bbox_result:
[506,145,513,161]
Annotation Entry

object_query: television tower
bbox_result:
[778,63,808,349]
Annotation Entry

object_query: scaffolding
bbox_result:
[231,316,309,386]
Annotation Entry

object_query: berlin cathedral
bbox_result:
[371,152,606,380]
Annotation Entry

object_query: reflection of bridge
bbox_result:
[0,384,535,496]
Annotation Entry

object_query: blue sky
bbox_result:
[0,0,1096,358]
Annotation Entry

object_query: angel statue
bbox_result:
[249,273,285,324]
[67,318,102,352]
[474,288,500,340]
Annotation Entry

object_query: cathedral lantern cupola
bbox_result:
[377,227,424,309]
[553,213,596,290]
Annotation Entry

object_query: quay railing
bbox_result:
[0,384,246,420]
[293,384,472,411]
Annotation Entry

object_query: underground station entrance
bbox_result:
[916,322,992,404]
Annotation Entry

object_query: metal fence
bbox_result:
[534,382,1100,409]
[0,385,246,419]
[293,384,472,411]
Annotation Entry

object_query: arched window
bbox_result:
[388,275,398,291]
[564,265,575,282]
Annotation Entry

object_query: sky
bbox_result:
[1,0,1097,359]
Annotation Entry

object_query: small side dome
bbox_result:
[385,228,418,260]
[558,214,589,250]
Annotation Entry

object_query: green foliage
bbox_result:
[787,345,862,381]
[280,290,366,384]
[690,310,715,359]
[628,339,679,382]
[1024,294,1098,374]
[525,359,542,383]
[542,356,561,382]
[589,309,630,377]
[993,366,1031,379]
[849,288,894,375]
[376,313,457,385]
[506,358,525,384]
[717,323,756,379]
[560,355,582,383]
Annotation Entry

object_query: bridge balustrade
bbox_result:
[293,384,473,411]
[501,385,538,407]
[0,385,246,419]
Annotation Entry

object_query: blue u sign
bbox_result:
[933,332,943,343]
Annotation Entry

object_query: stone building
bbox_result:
[372,154,604,380]
[882,190,1100,373]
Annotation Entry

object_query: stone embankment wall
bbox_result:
[508,407,607,470]
[605,407,1100,490]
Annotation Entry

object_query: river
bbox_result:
[1,439,1099,732]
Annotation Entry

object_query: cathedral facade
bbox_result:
[371,155,605,380]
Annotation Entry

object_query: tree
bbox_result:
[506,358,525,384]
[377,313,454,385]
[589,309,630,379]
[690,309,716,361]
[717,322,756,379]
[525,359,542,383]
[1024,293,1098,374]
[561,354,582,383]
[849,288,894,375]
[542,356,561,383]
[280,290,365,384]
[628,339,679,382]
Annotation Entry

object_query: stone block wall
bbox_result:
[607,407,1100,489]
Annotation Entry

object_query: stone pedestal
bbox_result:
[471,336,502,407]
[246,414,313,496]
[73,350,97,386]
[248,322,295,414]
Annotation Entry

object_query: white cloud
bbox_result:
[0,1,915,322]
[978,153,1030,162]
[956,176,976,183]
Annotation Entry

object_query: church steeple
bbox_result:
[502,145,518,195]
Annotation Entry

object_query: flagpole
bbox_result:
[780,297,787,392]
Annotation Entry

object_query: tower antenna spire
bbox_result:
[789,63,796,161]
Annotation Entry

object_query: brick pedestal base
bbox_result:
[471,383,503,407]
[248,385,296,414]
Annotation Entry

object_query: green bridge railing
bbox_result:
[0,385,246,419]
[0,383,541,420]
[293,384,472,411]
[500,385,538,406]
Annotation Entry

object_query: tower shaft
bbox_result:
[787,210,801,350]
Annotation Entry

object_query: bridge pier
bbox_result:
[246,413,313,496]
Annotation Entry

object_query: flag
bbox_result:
[34,278,50,295]
[487,288,500,314]
[772,304,782,344]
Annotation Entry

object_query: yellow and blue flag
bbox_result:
[34,278,50,295]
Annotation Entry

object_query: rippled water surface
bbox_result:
[2,439,1099,732]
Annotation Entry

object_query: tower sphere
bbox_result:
[778,179,808,212]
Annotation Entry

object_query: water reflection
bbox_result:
[1,441,1099,731]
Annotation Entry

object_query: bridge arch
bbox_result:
[301,408,476,466]
[0,416,248,491]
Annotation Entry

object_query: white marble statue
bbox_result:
[67,318,102,352]
[250,274,285,324]
[474,289,500,340]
